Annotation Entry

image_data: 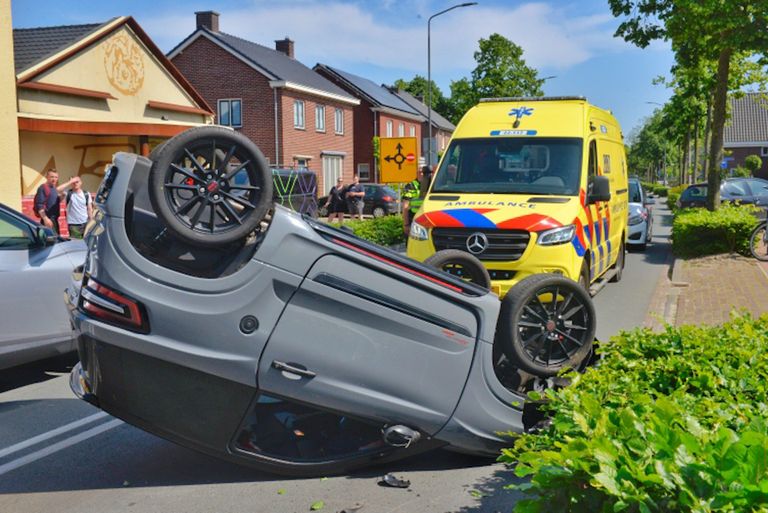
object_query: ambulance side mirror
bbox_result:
[587,175,611,203]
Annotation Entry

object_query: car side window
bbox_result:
[588,140,598,179]
[747,179,768,194]
[0,212,36,250]
[722,181,750,196]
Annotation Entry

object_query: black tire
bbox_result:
[372,206,386,218]
[497,274,596,377]
[609,240,625,282]
[750,223,768,261]
[148,126,273,247]
[424,249,492,290]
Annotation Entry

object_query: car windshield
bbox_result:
[683,185,707,199]
[431,137,583,195]
[628,181,642,203]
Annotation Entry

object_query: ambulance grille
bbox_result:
[432,228,530,261]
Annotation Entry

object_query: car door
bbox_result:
[363,185,376,215]
[0,210,73,359]
[257,252,478,435]
[722,180,752,204]
[747,178,768,207]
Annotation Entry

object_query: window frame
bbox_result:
[409,125,416,137]
[398,122,405,137]
[357,163,370,181]
[294,100,305,129]
[385,120,393,138]
[315,104,326,132]
[334,108,344,135]
[217,99,242,128]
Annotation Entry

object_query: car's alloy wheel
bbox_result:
[497,274,595,377]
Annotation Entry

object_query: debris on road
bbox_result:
[310,500,325,510]
[378,473,410,488]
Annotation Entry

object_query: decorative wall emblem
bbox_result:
[103,34,145,95]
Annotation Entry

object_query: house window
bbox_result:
[357,163,370,181]
[762,147,768,157]
[386,120,393,137]
[322,155,343,195]
[316,105,326,132]
[334,108,344,134]
[294,100,305,129]
[398,122,405,137]
[296,158,309,168]
[409,125,415,137]
[218,99,242,127]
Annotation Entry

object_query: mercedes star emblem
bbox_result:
[466,232,489,255]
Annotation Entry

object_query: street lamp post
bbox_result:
[646,101,667,184]
[427,2,477,169]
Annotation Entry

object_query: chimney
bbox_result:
[195,11,219,32]
[275,37,294,58]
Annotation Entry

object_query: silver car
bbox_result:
[0,203,86,369]
[68,127,598,475]
[627,178,653,250]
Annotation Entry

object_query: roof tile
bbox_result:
[13,22,108,74]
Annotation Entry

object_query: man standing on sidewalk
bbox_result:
[34,169,74,235]
[64,176,92,239]
[346,174,365,221]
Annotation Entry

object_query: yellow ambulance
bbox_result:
[407,97,628,297]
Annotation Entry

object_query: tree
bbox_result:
[447,33,543,124]
[745,154,763,176]
[608,1,768,210]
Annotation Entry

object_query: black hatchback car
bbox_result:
[319,183,400,218]
[677,178,768,208]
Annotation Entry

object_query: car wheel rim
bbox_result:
[162,140,265,235]
[516,285,591,368]
[753,227,768,258]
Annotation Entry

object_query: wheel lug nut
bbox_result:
[213,194,220,200]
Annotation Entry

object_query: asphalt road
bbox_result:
[0,201,673,513]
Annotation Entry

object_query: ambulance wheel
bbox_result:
[148,126,273,247]
[424,250,492,290]
[609,241,625,283]
[497,274,595,377]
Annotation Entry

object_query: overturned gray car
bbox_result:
[67,127,597,476]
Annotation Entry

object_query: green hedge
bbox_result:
[667,185,686,213]
[672,205,759,257]
[345,215,405,246]
[502,315,768,513]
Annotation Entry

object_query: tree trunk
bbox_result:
[703,97,712,180]
[693,114,700,184]
[682,129,691,185]
[706,48,732,211]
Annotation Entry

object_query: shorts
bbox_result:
[348,201,364,216]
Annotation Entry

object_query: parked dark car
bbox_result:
[318,183,399,218]
[0,203,86,369]
[677,178,768,209]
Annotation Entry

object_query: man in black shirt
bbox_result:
[346,174,365,221]
[34,169,74,235]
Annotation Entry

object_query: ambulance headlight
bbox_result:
[537,225,575,246]
[410,221,429,241]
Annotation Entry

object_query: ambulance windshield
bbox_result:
[431,137,582,196]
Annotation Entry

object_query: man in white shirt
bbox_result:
[65,176,92,239]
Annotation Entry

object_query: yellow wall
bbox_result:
[18,25,207,126]
[20,132,138,195]
[0,0,22,209]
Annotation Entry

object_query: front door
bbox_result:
[257,253,478,435]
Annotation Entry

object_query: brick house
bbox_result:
[724,92,768,179]
[314,64,423,183]
[169,11,359,194]
[391,89,455,167]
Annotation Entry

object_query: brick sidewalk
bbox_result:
[645,254,768,328]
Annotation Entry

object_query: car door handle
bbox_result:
[271,360,316,378]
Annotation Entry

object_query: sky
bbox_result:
[10,0,675,135]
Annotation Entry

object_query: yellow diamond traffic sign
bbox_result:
[379,137,418,183]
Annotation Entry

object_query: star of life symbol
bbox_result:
[466,232,489,255]
[508,106,534,121]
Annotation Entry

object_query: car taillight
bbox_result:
[382,195,394,202]
[78,277,149,333]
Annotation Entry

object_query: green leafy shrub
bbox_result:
[346,215,405,246]
[502,315,768,513]
[667,185,686,213]
[672,205,759,257]
[652,185,669,197]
